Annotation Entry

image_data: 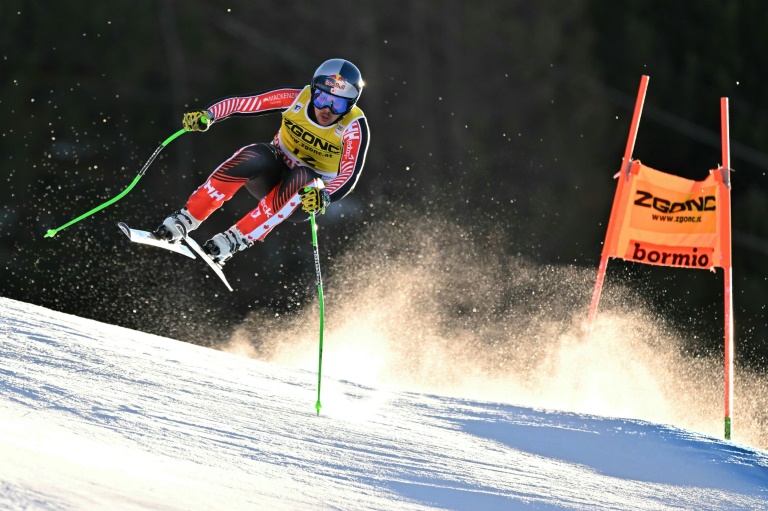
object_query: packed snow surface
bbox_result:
[1,297,766,510]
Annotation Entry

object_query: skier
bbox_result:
[154,58,369,266]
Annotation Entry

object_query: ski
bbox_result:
[118,222,196,259]
[117,222,233,292]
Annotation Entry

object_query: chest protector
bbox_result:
[276,86,363,175]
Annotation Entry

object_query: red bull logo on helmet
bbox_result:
[325,74,348,93]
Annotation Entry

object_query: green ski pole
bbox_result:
[307,202,325,415]
[44,123,196,238]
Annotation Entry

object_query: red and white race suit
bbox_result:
[184,85,369,242]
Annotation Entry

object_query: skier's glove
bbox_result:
[182,110,212,132]
[300,187,331,214]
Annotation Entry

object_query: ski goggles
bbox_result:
[312,90,350,115]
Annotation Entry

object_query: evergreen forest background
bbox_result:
[2,1,767,371]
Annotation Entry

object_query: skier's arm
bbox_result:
[203,87,303,124]
[325,117,370,201]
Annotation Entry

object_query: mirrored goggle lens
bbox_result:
[312,90,349,115]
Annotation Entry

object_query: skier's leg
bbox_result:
[236,166,322,242]
[155,143,284,241]
[185,143,285,221]
[203,166,322,263]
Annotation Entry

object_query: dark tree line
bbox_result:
[1,1,766,366]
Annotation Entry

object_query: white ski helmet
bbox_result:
[311,58,364,115]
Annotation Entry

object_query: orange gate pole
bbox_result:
[720,97,734,440]
[587,76,650,333]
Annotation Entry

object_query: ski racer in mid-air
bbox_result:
[154,58,370,266]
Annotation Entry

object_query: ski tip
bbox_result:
[117,222,131,238]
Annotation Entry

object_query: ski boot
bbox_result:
[203,226,252,266]
[153,209,201,242]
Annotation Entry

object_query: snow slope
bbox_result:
[1,297,767,510]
